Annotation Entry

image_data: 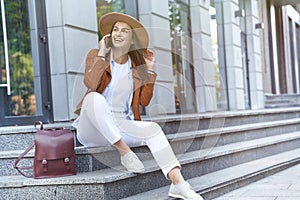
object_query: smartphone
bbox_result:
[105,37,112,48]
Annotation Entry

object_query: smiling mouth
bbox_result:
[114,38,123,42]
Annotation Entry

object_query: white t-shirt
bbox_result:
[102,53,133,119]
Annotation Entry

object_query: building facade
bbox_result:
[0,0,299,126]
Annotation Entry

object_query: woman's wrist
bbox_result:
[97,55,106,61]
[147,69,156,74]
[97,50,107,61]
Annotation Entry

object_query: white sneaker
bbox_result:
[121,151,145,173]
[169,181,204,200]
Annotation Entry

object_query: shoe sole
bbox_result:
[168,192,186,199]
[169,192,203,200]
[121,162,145,173]
[126,168,145,173]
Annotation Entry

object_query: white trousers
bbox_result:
[77,92,181,178]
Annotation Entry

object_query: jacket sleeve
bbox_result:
[139,72,157,106]
[83,49,109,91]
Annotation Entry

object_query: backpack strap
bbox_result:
[13,142,35,178]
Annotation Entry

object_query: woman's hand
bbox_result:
[143,49,155,71]
[97,34,111,58]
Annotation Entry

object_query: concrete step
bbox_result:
[0,122,76,151]
[1,147,300,200]
[265,94,300,108]
[2,108,300,199]
[2,119,300,176]
[2,130,300,179]
[122,148,300,200]
[151,108,300,136]
[265,94,300,101]
[2,108,300,151]
[265,103,300,108]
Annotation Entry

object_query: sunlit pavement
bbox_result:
[213,163,300,200]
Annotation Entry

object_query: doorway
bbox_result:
[0,0,52,126]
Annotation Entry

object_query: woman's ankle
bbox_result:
[119,149,132,156]
[114,139,131,156]
[168,167,184,185]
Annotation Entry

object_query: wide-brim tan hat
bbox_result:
[99,12,149,50]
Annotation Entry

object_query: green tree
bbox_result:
[96,0,125,38]
[0,0,34,115]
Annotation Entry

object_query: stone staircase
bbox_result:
[265,94,300,108]
[1,108,300,199]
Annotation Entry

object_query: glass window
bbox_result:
[169,0,196,113]
[289,17,297,93]
[0,0,36,116]
[239,0,251,109]
[209,6,222,109]
[297,24,300,90]
[210,2,228,110]
[209,0,228,110]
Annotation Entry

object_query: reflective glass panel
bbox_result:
[0,0,36,116]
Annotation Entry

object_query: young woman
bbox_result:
[74,12,204,200]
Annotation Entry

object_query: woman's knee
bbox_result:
[83,92,107,109]
[149,122,162,136]
[86,92,105,103]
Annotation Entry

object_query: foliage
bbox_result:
[0,0,35,116]
[169,2,182,35]
[96,0,125,38]
[169,1,182,75]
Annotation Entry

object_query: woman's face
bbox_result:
[111,21,133,52]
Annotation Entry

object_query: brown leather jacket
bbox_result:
[74,49,157,121]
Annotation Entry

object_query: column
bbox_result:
[46,0,98,121]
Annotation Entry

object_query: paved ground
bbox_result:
[212,163,300,200]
